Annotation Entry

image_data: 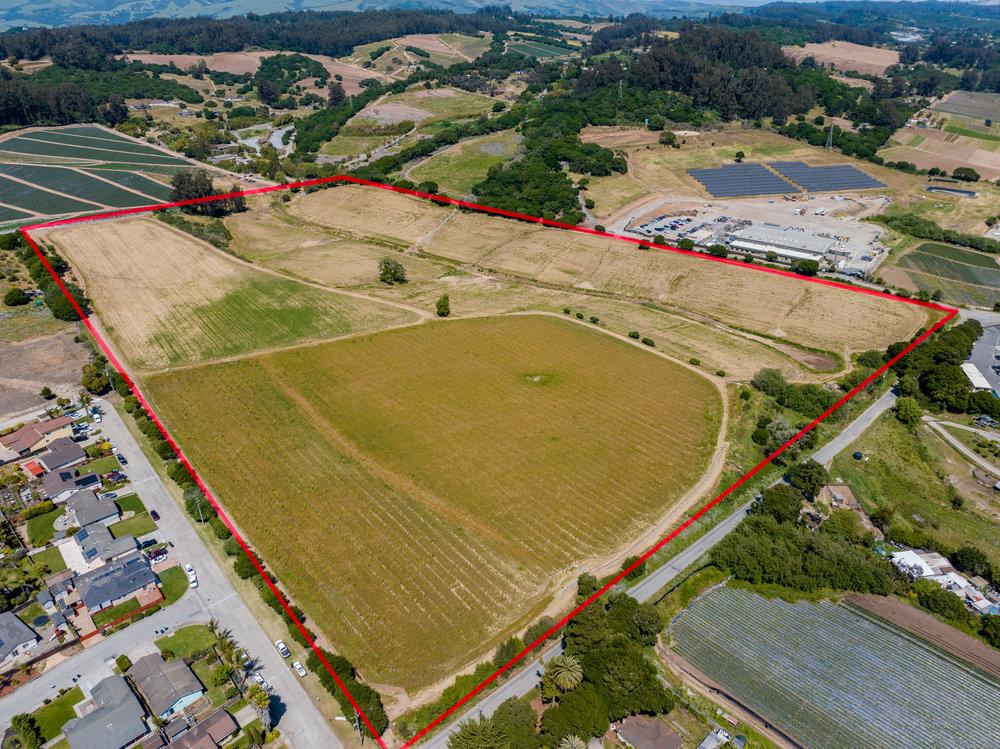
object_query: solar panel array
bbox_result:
[687,163,800,197]
[768,161,885,191]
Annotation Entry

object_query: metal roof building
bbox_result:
[961,362,993,391]
[728,224,839,262]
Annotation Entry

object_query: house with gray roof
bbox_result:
[128,653,204,720]
[74,524,137,568]
[64,675,148,749]
[37,437,86,472]
[67,490,120,528]
[42,471,100,502]
[74,551,158,613]
[0,611,40,669]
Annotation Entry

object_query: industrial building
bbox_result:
[727,224,841,264]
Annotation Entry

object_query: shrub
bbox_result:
[575,312,584,319]
[588,316,599,324]
[641,337,655,347]
[715,369,726,377]
[3,286,29,306]
[210,516,231,540]
[435,294,450,317]
[234,554,257,579]
[378,256,407,284]
[223,536,242,556]
[689,357,700,365]
[628,331,640,339]
[622,554,646,581]
[21,500,55,520]
[116,654,132,672]
[563,307,572,315]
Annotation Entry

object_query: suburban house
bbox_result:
[168,709,238,748]
[0,415,75,462]
[67,490,120,527]
[615,715,684,749]
[64,675,149,749]
[74,524,137,569]
[35,589,71,634]
[0,611,40,669]
[36,437,87,472]
[128,653,205,720]
[41,470,101,502]
[68,551,159,614]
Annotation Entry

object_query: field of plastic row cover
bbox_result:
[671,586,1000,749]
[0,125,192,224]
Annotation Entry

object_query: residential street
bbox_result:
[419,387,900,749]
[0,398,341,749]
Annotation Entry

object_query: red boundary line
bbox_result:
[21,176,958,748]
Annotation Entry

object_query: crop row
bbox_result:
[672,586,1000,749]
[0,164,161,208]
[0,174,99,214]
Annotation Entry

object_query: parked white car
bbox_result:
[252,672,270,691]
[292,660,306,678]
[275,640,291,658]
[185,564,198,589]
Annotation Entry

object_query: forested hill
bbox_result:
[0,8,525,60]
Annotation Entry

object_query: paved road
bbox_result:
[0,399,340,749]
[419,388,899,749]
[924,418,1000,478]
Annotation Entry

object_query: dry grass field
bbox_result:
[879,126,1000,180]
[143,314,723,690]
[43,216,417,370]
[128,51,387,94]
[782,41,899,75]
[288,185,929,354]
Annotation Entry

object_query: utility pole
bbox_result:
[826,123,834,150]
[354,710,364,744]
[618,79,623,100]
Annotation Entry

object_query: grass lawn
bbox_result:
[91,597,139,629]
[191,656,228,707]
[319,133,390,159]
[32,686,83,742]
[109,512,156,539]
[159,565,189,605]
[157,624,215,659]
[17,602,47,627]
[228,719,264,749]
[655,564,728,623]
[831,414,1000,566]
[85,453,121,474]
[115,493,145,515]
[30,544,67,574]
[26,507,63,546]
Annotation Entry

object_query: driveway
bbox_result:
[0,398,341,749]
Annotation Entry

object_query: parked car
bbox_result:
[252,672,270,691]
[184,564,195,575]
[150,509,160,521]
[292,660,306,678]
[94,415,103,423]
[117,453,128,466]
[275,640,291,658]
[149,549,168,564]
[101,492,118,500]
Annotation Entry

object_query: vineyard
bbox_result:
[671,586,1000,749]
[45,216,418,370]
[143,314,723,690]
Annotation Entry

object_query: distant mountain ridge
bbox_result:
[0,0,754,32]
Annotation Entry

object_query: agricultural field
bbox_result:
[672,586,1000,748]
[0,124,194,228]
[931,90,1000,122]
[782,40,899,75]
[407,130,520,195]
[506,36,574,59]
[888,242,1000,307]
[878,124,1000,181]
[341,34,489,78]
[144,314,724,690]
[42,215,418,370]
[575,172,654,221]
[831,413,1000,568]
[288,185,930,355]
[352,86,498,127]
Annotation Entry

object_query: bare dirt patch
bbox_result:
[0,331,87,418]
[846,594,1000,680]
[356,101,432,125]
[782,41,899,75]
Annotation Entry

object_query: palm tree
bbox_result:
[558,736,586,749]
[547,654,583,692]
[247,683,271,733]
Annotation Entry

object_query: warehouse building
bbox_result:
[727,224,841,264]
